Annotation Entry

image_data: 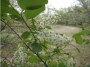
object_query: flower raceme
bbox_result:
[38,28,72,46]
[66,58,75,67]
[10,44,27,64]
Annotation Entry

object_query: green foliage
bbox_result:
[49,61,57,67]
[31,42,42,53]
[19,40,30,43]
[73,30,90,44]
[10,15,24,23]
[58,62,66,67]
[17,0,48,10]
[17,0,47,19]
[1,0,20,19]
[83,39,90,45]
[1,6,19,16]
[24,6,45,19]
[27,56,40,63]
[1,61,8,67]
[1,0,10,7]
[41,55,48,60]
[45,26,52,29]
[21,31,30,39]
[75,30,90,35]
[25,51,35,56]
[74,35,83,44]
[53,47,60,53]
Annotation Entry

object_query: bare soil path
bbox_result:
[52,25,81,36]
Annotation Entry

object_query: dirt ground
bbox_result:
[52,25,81,36]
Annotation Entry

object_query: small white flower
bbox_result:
[19,47,23,50]
[18,44,21,48]
[11,44,27,64]
[67,58,74,67]
[37,28,72,46]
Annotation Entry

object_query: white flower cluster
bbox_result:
[9,0,22,13]
[66,58,75,67]
[41,14,58,25]
[38,28,72,46]
[35,22,46,29]
[11,44,27,64]
[35,18,58,30]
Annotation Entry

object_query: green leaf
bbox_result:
[21,31,30,39]
[24,5,45,19]
[45,26,52,29]
[77,30,90,35]
[1,0,10,6]
[32,31,39,34]
[74,35,83,44]
[1,61,8,67]
[73,30,90,38]
[19,40,30,43]
[1,6,20,17]
[72,34,79,38]
[59,58,66,62]
[1,13,7,17]
[15,18,25,23]
[72,30,90,45]
[41,56,48,60]
[44,40,51,45]
[27,56,39,63]
[17,0,48,10]
[25,51,41,63]
[41,44,47,49]
[31,42,42,53]
[49,61,57,67]
[10,15,24,23]
[32,18,36,22]
[31,24,36,30]
[41,40,51,49]
[58,62,66,67]
[53,48,60,53]
[25,51,35,56]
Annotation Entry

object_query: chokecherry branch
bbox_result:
[1,19,48,67]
